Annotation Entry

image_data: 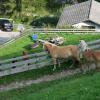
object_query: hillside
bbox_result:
[0,0,100,27]
[0,0,70,27]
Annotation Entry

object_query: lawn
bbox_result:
[0,32,100,59]
[0,33,100,85]
[0,71,100,100]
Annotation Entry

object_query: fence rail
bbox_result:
[87,39,100,50]
[0,39,100,77]
[30,28,100,33]
[0,28,100,48]
[0,52,51,77]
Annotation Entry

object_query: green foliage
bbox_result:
[30,16,59,28]
[0,0,15,17]
[0,0,69,26]
[0,0,99,26]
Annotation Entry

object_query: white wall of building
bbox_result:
[72,22,92,29]
[73,22,100,31]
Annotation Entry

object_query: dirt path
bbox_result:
[0,68,81,92]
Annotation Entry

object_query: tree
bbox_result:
[0,0,15,17]
[15,0,22,18]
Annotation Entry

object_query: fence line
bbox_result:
[30,28,100,33]
[0,28,100,48]
[87,39,100,50]
[0,29,31,48]
[0,39,100,77]
[0,60,52,77]
[0,52,47,64]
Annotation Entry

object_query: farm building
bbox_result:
[57,0,100,31]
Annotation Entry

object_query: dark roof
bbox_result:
[57,0,100,28]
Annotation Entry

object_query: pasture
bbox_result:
[0,33,100,59]
[0,32,100,100]
[0,33,100,85]
[0,71,100,100]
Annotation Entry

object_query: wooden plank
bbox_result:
[0,52,47,64]
[90,45,100,50]
[0,56,50,70]
[0,60,52,77]
[31,28,98,33]
[33,31,97,33]
[32,28,96,31]
[87,39,100,45]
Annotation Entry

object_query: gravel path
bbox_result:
[0,68,81,92]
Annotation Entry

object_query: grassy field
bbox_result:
[0,33,100,85]
[0,33,100,100]
[0,71,100,100]
[0,33,100,59]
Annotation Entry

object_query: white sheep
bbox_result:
[78,40,90,58]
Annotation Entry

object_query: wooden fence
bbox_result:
[0,28,100,48]
[0,39,100,77]
[30,28,100,33]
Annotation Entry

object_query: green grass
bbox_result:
[0,71,100,100]
[0,33,100,100]
[0,33,100,85]
[0,33,100,59]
